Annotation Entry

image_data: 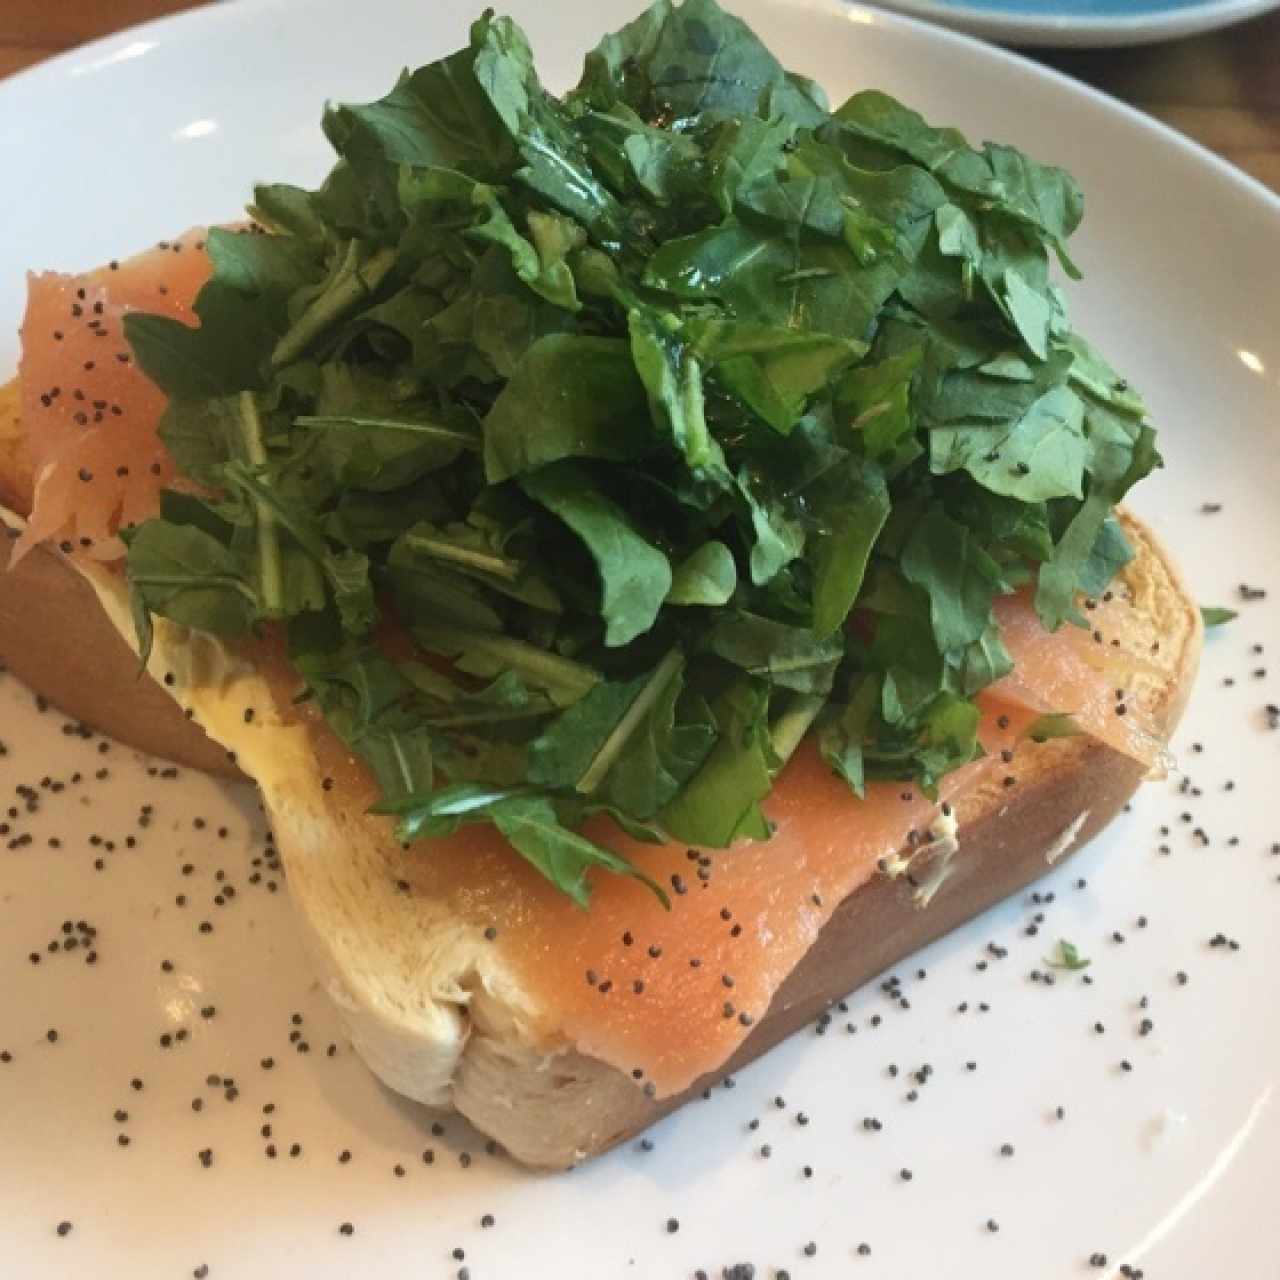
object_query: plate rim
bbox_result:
[863,0,1280,49]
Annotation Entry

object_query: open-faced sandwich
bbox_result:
[0,0,1200,1168]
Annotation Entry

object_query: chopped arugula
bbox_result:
[122,0,1159,907]
[1046,939,1091,971]
[1200,606,1237,628]
[1023,711,1082,743]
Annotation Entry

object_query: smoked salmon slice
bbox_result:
[993,588,1168,768]
[13,230,210,561]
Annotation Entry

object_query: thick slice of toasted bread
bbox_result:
[0,375,1201,1168]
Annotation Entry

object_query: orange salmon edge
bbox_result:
[18,232,211,557]
[510,742,1012,1098]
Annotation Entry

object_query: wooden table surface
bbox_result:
[1,0,1277,193]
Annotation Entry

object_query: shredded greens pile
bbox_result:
[122,0,1158,907]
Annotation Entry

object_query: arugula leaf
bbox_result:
[156,396,246,488]
[627,305,726,477]
[666,541,737,606]
[1024,712,1082,742]
[488,794,668,906]
[399,519,560,612]
[599,663,716,817]
[645,218,900,341]
[483,336,654,482]
[327,548,377,633]
[810,460,890,638]
[527,664,660,791]
[706,612,844,695]
[837,347,921,470]
[249,183,329,243]
[400,167,585,312]
[915,692,982,794]
[380,780,529,840]
[323,479,451,549]
[1078,516,1134,599]
[380,783,668,907]
[520,461,672,647]
[300,363,477,490]
[412,622,600,708]
[1003,267,1055,360]
[818,673,879,797]
[125,287,272,401]
[737,465,805,587]
[525,650,712,820]
[930,383,1088,503]
[690,320,865,435]
[577,107,706,211]
[901,506,1009,653]
[1035,422,1158,630]
[382,543,507,633]
[322,12,520,207]
[293,637,436,803]
[1047,939,1091,971]
[661,676,776,846]
[705,116,793,215]
[123,520,258,639]
[573,0,825,127]
[1200,606,1238,628]
[951,620,1014,695]
[831,90,1082,270]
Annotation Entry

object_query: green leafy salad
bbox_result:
[121,0,1158,907]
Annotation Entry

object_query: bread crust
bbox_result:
[0,533,244,777]
[0,368,1202,1167]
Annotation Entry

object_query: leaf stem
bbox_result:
[293,415,482,451]
[768,692,825,772]
[404,532,523,582]
[576,649,684,796]
[238,391,283,615]
[412,623,601,707]
[128,572,260,603]
[270,243,397,369]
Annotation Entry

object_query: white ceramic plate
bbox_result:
[2,2,1278,1276]
[862,0,1280,52]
